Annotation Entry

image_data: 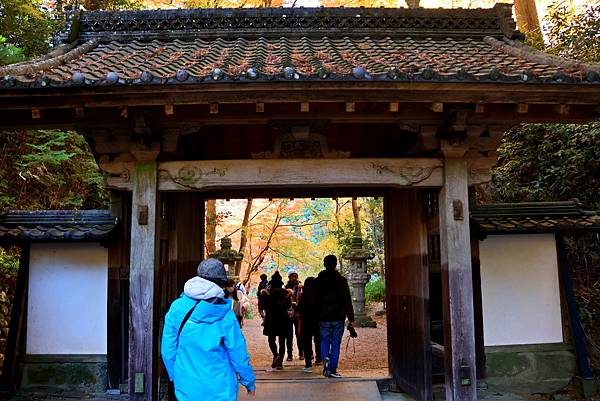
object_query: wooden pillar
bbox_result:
[439,147,477,401]
[129,162,158,401]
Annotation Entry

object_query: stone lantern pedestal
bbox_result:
[209,237,243,282]
[342,236,377,328]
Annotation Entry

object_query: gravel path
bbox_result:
[242,304,388,378]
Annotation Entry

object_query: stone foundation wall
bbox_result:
[0,269,17,376]
[485,343,577,393]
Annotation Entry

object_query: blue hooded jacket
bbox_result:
[161,276,256,401]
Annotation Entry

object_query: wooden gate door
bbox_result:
[384,189,432,401]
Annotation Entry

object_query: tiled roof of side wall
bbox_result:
[1,5,599,88]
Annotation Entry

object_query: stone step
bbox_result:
[238,380,382,401]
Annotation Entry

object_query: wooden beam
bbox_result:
[390,102,399,112]
[209,103,219,114]
[256,102,264,113]
[129,162,158,401]
[431,102,444,113]
[345,102,355,112]
[517,103,529,113]
[75,106,84,118]
[300,102,309,113]
[31,109,41,119]
[164,104,174,115]
[102,158,445,191]
[439,158,477,401]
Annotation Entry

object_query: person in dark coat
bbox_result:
[257,273,269,321]
[261,271,292,369]
[296,276,322,373]
[284,269,303,361]
[315,254,355,378]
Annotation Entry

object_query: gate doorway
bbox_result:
[155,188,439,401]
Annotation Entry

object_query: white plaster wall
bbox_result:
[479,234,563,346]
[27,243,107,354]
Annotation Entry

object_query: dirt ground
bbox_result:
[241,302,388,378]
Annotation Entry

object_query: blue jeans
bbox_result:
[319,321,345,372]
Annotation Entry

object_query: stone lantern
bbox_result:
[342,235,376,327]
[208,237,243,281]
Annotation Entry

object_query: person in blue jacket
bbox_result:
[161,258,256,401]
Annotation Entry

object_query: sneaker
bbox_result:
[271,355,278,369]
[286,355,293,361]
[330,372,342,378]
[322,357,330,377]
[299,355,304,360]
[276,355,284,369]
[302,366,313,373]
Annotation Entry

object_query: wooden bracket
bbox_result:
[119,106,128,118]
[517,103,529,114]
[75,107,84,118]
[164,104,174,115]
[31,109,41,119]
[210,103,219,114]
[475,103,485,113]
[256,103,265,113]
[345,102,355,112]
[301,102,309,113]
[431,102,444,113]
[390,102,399,112]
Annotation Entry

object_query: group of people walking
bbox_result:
[160,254,356,401]
[258,254,356,377]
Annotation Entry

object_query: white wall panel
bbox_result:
[27,243,107,354]
[480,234,563,346]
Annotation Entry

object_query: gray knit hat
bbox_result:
[196,258,228,287]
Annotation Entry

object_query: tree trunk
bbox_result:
[235,199,253,278]
[514,0,541,33]
[205,199,217,255]
[352,198,362,236]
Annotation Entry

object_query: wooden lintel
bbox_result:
[75,106,84,118]
[164,104,174,115]
[390,102,399,112]
[345,102,355,113]
[557,104,570,115]
[475,103,485,113]
[210,103,219,114]
[256,102,265,113]
[517,103,529,113]
[300,102,310,113]
[31,109,41,119]
[431,102,444,113]
[105,158,444,191]
[119,106,128,118]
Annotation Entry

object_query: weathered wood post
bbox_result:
[439,141,477,401]
[129,161,158,401]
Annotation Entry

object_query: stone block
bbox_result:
[485,344,576,393]
[20,355,107,394]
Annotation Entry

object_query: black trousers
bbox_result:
[286,316,302,357]
[268,334,286,358]
[300,329,322,367]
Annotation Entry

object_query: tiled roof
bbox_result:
[1,5,599,89]
[0,210,118,242]
[470,200,600,236]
